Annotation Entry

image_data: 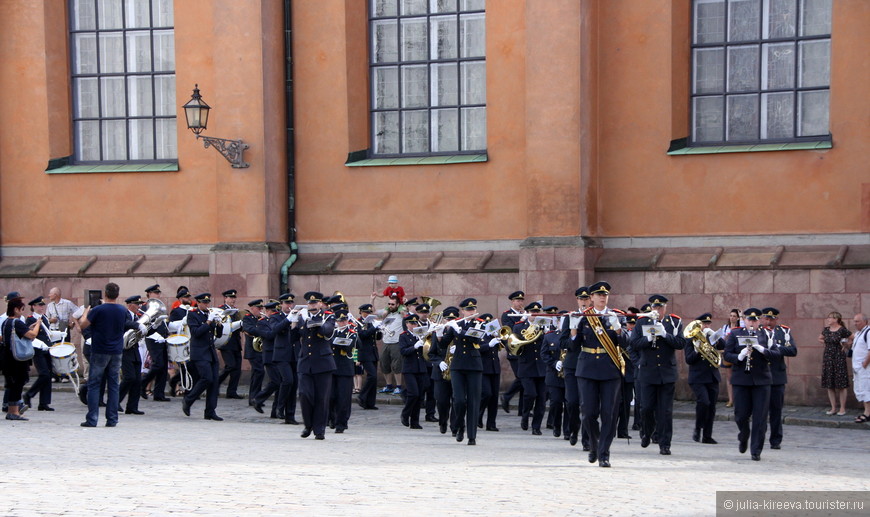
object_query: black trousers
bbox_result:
[299,371,333,436]
[451,370,482,441]
[118,353,142,412]
[401,372,429,427]
[141,341,168,399]
[274,360,294,419]
[579,377,621,461]
[433,377,456,432]
[617,380,634,436]
[286,360,299,419]
[255,361,282,416]
[185,359,219,417]
[564,368,589,446]
[733,384,771,456]
[218,348,242,396]
[329,374,353,430]
[502,357,524,414]
[547,385,565,436]
[357,360,378,408]
[247,353,264,405]
[26,348,52,406]
[479,372,500,428]
[423,364,436,418]
[640,381,676,449]
[689,381,719,439]
[769,384,785,447]
[520,376,546,431]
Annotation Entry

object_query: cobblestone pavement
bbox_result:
[2,390,868,516]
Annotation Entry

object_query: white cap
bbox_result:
[388,275,398,283]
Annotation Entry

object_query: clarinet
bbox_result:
[745,330,755,372]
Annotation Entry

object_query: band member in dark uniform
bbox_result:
[684,313,723,444]
[448,298,483,445]
[118,296,145,415]
[414,304,438,423]
[166,288,195,396]
[478,313,502,432]
[242,299,265,406]
[630,294,685,455]
[269,293,296,423]
[216,289,244,399]
[140,284,170,401]
[355,304,381,410]
[541,309,566,437]
[23,297,53,411]
[329,311,355,432]
[725,308,779,461]
[513,302,548,435]
[293,291,337,440]
[560,287,592,447]
[428,306,459,435]
[399,314,429,429]
[761,307,797,450]
[182,293,223,421]
[574,281,625,467]
[500,291,525,416]
[252,300,282,417]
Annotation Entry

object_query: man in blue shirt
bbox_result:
[77,283,141,427]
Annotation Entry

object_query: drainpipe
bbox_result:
[279,0,298,292]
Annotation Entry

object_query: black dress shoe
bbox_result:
[456,427,465,442]
[425,416,438,422]
[599,459,611,468]
[410,424,423,429]
[563,434,570,441]
[451,430,457,437]
[401,415,410,427]
[105,422,117,427]
[652,436,659,444]
[153,397,170,402]
[660,447,671,455]
[546,424,553,430]
[205,414,224,421]
[532,428,542,436]
[617,433,632,439]
[739,439,748,454]
[467,438,476,445]
[501,395,510,413]
[38,406,55,411]
[366,406,379,410]
[80,422,96,427]
[588,450,598,463]
[554,428,561,437]
[477,421,483,429]
[641,435,650,448]
[582,445,590,452]
[285,418,300,425]
[751,453,761,461]
[569,433,578,446]
[770,443,781,449]
[631,423,640,431]
[182,399,191,417]
[486,426,500,432]
[314,434,325,440]
[702,437,718,444]
[440,422,448,434]
[226,394,244,399]
[125,409,145,415]
[692,429,700,442]
[301,427,312,438]
[520,419,529,431]
[335,428,345,433]
[140,390,148,400]
[253,402,264,414]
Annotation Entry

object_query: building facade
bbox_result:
[1,0,867,405]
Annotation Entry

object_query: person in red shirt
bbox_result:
[372,275,405,306]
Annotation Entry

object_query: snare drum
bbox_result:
[49,342,79,375]
[167,335,190,363]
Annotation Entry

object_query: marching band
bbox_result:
[2,281,799,465]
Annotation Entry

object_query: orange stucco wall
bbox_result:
[0,0,287,247]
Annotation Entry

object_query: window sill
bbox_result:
[345,152,488,167]
[45,162,179,174]
[667,140,832,156]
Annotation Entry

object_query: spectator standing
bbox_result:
[850,314,869,423]
[372,275,405,306]
[819,311,851,416]
[3,297,40,421]
[46,287,77,342]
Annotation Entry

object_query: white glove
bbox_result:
[146,333,165,344]
[167,320,182,333]
[569,316,582,329]
[703,327,716,338]
[414,340,424,349]
[137,323,148,334]
[646,334,655,342]
[608,315,620,330]
[555,360,563,372]
[439,361,448,372]
[449,345,456,354]
[738,347,749,361]
[693,339,702,350]
[85,338,91,346]
[752,344,765,353]
[488,337,500,348]
[34,340,50,351]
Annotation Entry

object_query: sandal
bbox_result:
[854,414,869,423]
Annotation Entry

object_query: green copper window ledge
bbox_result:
[45,162,179,174]
[345,152,488,167]
[667,140,832,156]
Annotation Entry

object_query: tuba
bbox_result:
[123,299,167,349]
[683,319,721,368]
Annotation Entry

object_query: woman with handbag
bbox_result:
[2,298,41,421]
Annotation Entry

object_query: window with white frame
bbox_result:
[691,0,831,145]
[69,0,176,162]
[369,0,486,156]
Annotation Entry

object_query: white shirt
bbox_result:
[853,325,869,369]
